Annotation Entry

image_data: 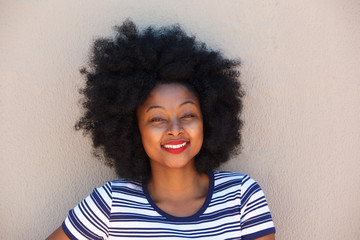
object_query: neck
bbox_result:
[147,163,209,201]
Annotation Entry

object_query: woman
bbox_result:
[47,19,275,240]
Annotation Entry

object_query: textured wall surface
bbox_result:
[1,1,359,239]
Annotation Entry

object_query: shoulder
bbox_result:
[212,170,250,184]
[212,171,262,193]
[84,179,145,212]
[107,178,143,187]
[99,179,144,198]
[213,170,247,178]
[102,178,143,191]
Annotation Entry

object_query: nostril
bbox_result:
[167,120,184,136]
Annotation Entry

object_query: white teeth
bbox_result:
[163,142,187,149]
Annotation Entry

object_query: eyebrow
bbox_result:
[145,100,196,112]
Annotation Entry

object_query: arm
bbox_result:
[46,226,70,240]
[240,175,276,240]
[255,233,275,240]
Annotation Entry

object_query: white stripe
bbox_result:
[63,171,275,239]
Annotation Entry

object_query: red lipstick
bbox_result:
[161,140,189,154]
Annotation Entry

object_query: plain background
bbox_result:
[1,1,360,239]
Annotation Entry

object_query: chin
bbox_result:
[152,157,196,170]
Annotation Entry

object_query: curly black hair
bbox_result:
[76,19,243,180]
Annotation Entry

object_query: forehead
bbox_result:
[142,83,199,106]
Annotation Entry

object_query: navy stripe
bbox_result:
[62,171,275,239]
[67,209,103,240]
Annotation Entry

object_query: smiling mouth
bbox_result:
[161,141,189,154]
[162,142,187,149]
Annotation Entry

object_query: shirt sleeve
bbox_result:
[62,182,113,240]
[240,175,276,240]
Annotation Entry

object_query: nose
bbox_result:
[167,118,183,136]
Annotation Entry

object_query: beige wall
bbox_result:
[1,1,359,239]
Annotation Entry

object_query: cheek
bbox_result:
[197,128,204,147]
[139,131,158,159]
[139,125,164,148]
[187,121,204,145]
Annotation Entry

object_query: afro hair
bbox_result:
[76,19,244,180]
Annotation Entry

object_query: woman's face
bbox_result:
[136,83,203,170]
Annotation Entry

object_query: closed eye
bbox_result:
[150,117,166,123]
[181,114,195,119]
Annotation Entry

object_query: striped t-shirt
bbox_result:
[62,171,275,239]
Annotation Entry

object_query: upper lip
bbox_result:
[161,140,189,146]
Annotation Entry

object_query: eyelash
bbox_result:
[150,114,195,123]
[181,114,195,119]
[150,117,165,122]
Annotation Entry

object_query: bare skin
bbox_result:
[147,160,209,217]
[256,234,276,240]
[46,84,275,240]
[46,226,68,240]
[136,83,208,217]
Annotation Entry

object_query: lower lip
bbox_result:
[162,143,188,154]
